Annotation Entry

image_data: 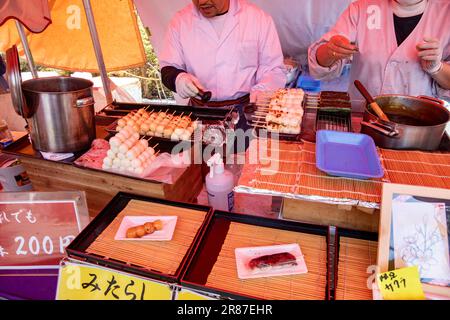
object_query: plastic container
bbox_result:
[297,74,321,93]
[0,119,13,148]
[205,154,235,212]
[315,130,384,180]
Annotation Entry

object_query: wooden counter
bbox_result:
[3,125,203,218]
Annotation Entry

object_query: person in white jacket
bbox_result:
[308,0,450,105]
[159,0,286,107]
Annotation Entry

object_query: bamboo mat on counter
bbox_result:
[87,200,207,276]
[205,223,328,300]
[237,139,450,205]
[335,237,378,300]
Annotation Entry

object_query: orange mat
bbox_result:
[237,139,450,205]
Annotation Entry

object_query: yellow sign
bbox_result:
[377,266,425,300]
[176,288,216,300]
[56,261,173,300]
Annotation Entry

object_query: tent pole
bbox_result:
[15,20,38,79]
[82,0,114,105]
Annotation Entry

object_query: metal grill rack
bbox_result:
[316,111,352,132]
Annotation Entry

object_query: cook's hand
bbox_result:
[416,37,443,75]
[326,35,359,63]
[250,90,265,104]
[175,73,205,99]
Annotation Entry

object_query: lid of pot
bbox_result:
[6,45,30,118]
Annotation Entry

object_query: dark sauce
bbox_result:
[385,114,432,126]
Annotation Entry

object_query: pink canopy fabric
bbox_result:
[0,0,51,33]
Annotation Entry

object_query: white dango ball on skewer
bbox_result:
[117,152,126,160]
[110,145,119,154]
[131,158,142,169]
[144,147,155,157]
[120,158,131,168]
[180,132,191,141]
[109,137,121,148]
[174,127,185,136]
[106,149,116,159]
[112,157,121,167]
[171,132,180,141]
[134,167,144,175]
[118,143,130,154]
[103,157,113,167]
[186,126,194,135]
[138,139,149,149]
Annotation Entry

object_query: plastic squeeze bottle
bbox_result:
[205,153,235,212]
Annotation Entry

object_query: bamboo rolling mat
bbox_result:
[335,237,377,300]
[205,222,328,300]
[237,139,450,205]
[86,200,207,276]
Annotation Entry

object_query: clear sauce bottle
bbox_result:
[0,119,13,148]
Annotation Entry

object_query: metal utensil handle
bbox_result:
[76,97,95,107]
[417,95,444,106]
[361,120,399,137]
[354,80,391,122]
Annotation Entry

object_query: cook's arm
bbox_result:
[159,14,187,92]
[251,14,286,97]
[308,3,359,81]
[431,61,450,91]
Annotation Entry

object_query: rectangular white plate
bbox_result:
[114,216,178,241]
[235,243,308,279]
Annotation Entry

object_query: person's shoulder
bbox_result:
[170,3,196,25]
[239,0,272,20]
[430,0,450,8]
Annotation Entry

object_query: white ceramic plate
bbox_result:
[235,243,308,279]
[114,216,178,241]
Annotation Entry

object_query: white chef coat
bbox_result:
[308,0,450,103]
[159,0,286,101]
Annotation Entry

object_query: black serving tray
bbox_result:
[99,102,234,147]
[66,192,213,284]
[329,226,378,300]
[98,101,234,122]
[180,210,330,300]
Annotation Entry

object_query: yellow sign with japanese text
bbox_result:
[56,261,173,300]
[377,266,426,300]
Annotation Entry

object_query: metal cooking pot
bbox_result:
[22,77,96,153]
[6,46,96,153]
[360,95,449,151]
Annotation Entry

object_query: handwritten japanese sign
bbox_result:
[377,266,425,300]
[56,261,173,300]
[0,200,83,268]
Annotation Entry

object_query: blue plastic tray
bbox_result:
[316,130,384,180]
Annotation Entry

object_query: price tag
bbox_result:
[0,192,89,268]
[56,260,173,300]
[377,266,425,300]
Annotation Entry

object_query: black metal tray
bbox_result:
[180,210,330,300]
[66,192,213,284]
[99,102,234,146]
[328,226,378,300]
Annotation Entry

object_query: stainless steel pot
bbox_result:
[22,77,96,153]
[360,95,449,151]
[6,45,96,153]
